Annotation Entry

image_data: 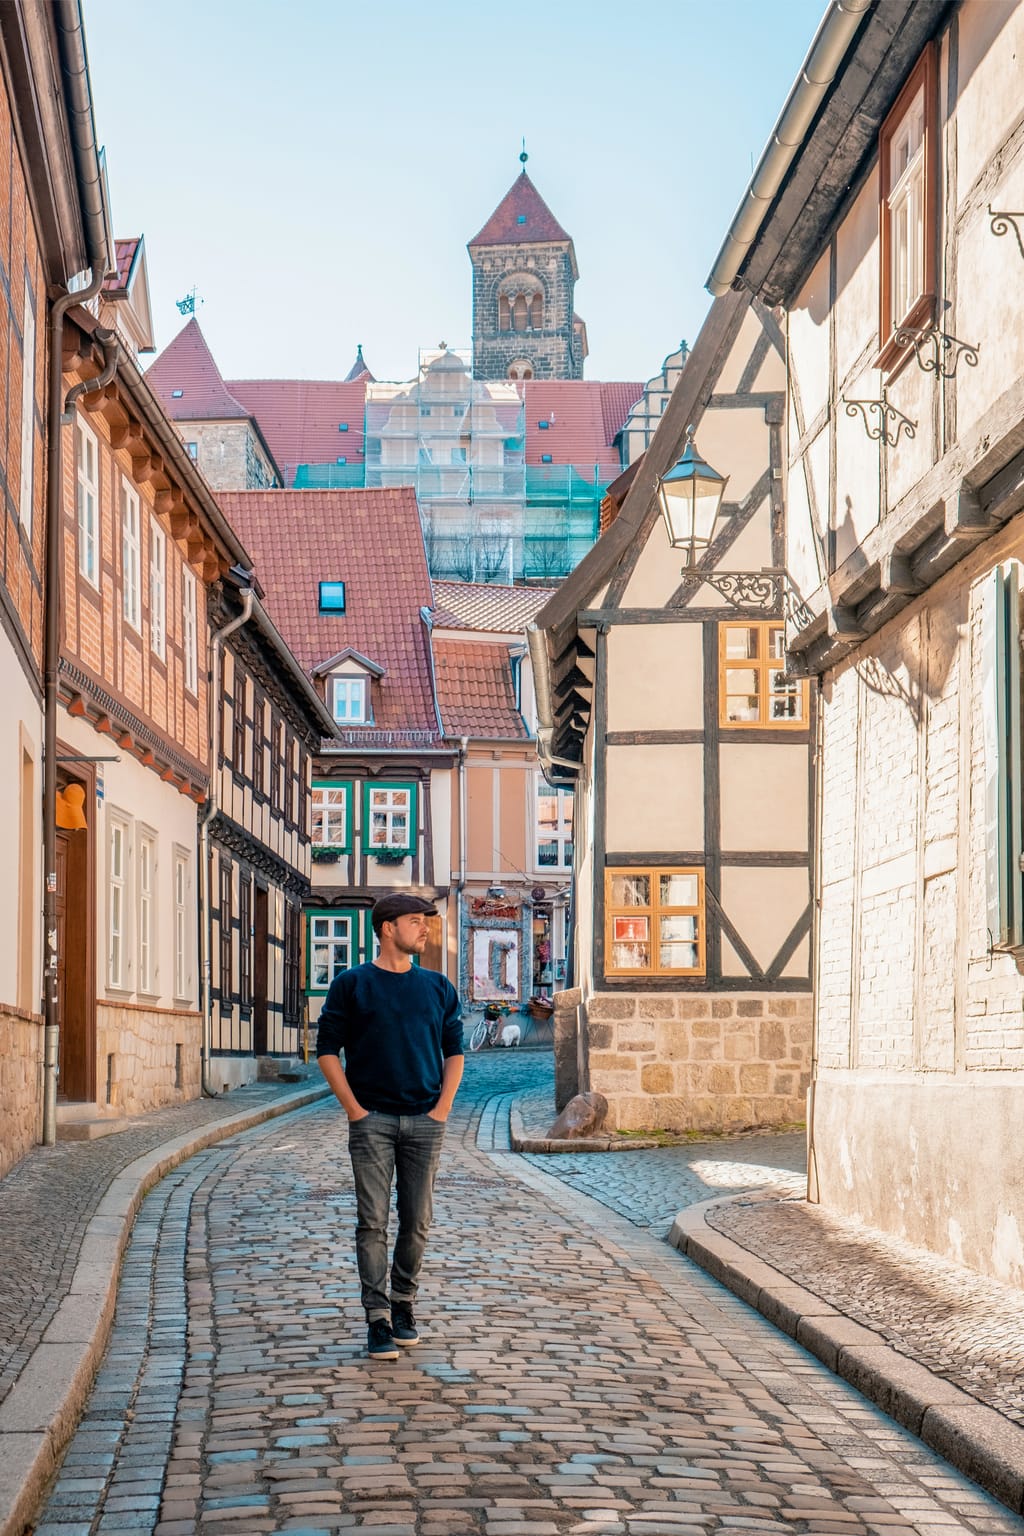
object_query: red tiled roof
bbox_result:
[226,379,368,482]
[433,639,528,739]
[431,580,555,633]
[469,172,572,247]
[524,381,643,476]
[104,237,140,295]
[215,488,440,746]
[146,318,250,421]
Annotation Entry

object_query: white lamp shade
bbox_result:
[658,431,728,564]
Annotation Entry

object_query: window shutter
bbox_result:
[981,563,1023,949]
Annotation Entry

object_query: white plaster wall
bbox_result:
[430,767,453,886]
[720,745,808,854]
[0,647,42,1010]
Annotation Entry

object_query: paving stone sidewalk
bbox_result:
[30,1054,1024,1536]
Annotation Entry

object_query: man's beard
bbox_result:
[394,936,427,955]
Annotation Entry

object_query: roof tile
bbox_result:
[433,639,528,739]
[431,580,554,633]
[146,318,250,421]
[468,171,572,247]
[216,488,439,748]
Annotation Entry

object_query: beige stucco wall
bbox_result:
[606,625,703,730]
[585,991,812,1133]
[605,744,704,850]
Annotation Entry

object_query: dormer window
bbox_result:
[332,676,367,723]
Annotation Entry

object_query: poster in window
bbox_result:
[613,915,649,943]
[471,927,520,1001]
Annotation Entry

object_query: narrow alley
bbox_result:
[31,1057,1023,1536]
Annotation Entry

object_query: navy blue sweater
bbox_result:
[315,962,464,1115]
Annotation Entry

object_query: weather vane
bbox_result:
[175,285,202,317]
[520,138,528,169]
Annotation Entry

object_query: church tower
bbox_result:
[468,159,587,382]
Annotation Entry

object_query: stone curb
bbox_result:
[0,1081,331,1536]
[509,1100,660,1153]
[669,1195,1024,1518]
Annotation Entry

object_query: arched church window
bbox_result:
[529,293,542,330]
[512,294,529,332]
[508,361,533,381]
[499,295,511,331]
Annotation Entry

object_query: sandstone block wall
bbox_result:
[96,1002,201,1116]
[0,1007,42,1177]
[584,992,812,1132]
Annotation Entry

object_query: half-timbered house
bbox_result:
[428,580,569,1019]
[217,488,458,1012]
[529,292,813,1130]
[710,0,1024,1280]
[0,0,112,1173]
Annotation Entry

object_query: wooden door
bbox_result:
[253,885,269,1055]
[56,826,92,1101]
[421,914,443,974]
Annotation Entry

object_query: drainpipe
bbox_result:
[198,583,255,1096]
[40,0,118,1144]
[806,673,826,1203]
[456,736,468,995]
[707,0,872,297]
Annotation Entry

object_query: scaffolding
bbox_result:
[293,348,608,582]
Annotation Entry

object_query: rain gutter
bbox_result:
[707,0,872,297]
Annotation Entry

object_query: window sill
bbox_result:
[875,294,936,379]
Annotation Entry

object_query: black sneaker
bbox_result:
[391,1304,420,1346]
[366,1318,399,1360]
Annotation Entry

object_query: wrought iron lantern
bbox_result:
[657,426,729,567]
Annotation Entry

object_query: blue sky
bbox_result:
[84,0,825,386]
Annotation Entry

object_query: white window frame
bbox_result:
[309,913,355,991]
[19,275,35,532]
[368,786,412,850]
[76,420,99,587]
[108,811,131,991]
[888,85,926,329]
[122,481,142,632]
[535,779,574,871]
[312,783,349,848]
[150,518,166,660]
[174,846,192,1001]
[137,826,157,995]
[182,566,198,695]
[331,674,367,724]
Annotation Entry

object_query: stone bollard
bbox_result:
[552,987,581,1110]
[545,1089,609,1140]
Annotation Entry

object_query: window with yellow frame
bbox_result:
[720,622,808,727]
[605,868,705,977]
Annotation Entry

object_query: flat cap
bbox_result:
[371,893,439,931]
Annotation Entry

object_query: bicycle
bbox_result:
[469,1003,515,1051]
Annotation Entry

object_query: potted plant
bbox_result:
[372,847,408,865]
[312,847,342,863]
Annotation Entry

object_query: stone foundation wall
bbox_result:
[96,1003,202,1116]
[585,992,813,1132]
[0,1006,42,1177]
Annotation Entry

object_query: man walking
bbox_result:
[316,894,464,1360]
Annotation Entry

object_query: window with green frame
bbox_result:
[308,909,368,992]
[362,781,417,853]
[312,780,353,850]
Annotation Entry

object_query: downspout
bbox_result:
[456,736,468,995]
[707,0,872,296]
[41,0,117,1145]
[199,584,255,1096]
[806,673,826,1203]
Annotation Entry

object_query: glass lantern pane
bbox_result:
[610,874,650,907]
[660,874,698,907]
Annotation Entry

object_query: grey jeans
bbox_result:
[347,1110,446,1320]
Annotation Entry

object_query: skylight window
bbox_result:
[319,581,346,613]
[336,456,347,465]
[538,420,550,430]
[338,423,348,432]
[517,214,527,224]
[541,453,552,463]
[171,389,183,398]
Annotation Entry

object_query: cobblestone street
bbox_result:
[31,1055,1023,1536]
